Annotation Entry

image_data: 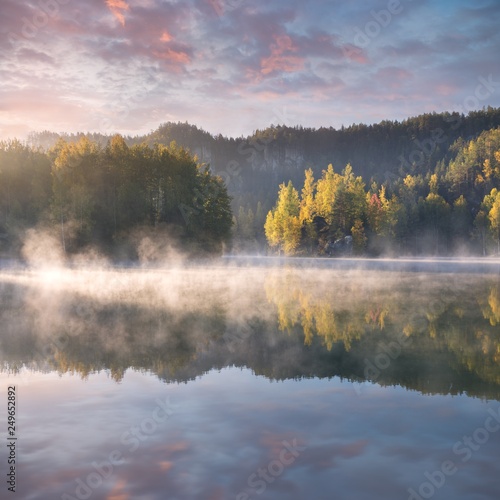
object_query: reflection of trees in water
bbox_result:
[0,275,229,383]
[482,284,500,326]
[264,271,500,389]
[2,271,500,397]
[451,283,500,384]
[264,271,393,351]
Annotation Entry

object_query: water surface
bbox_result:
[1,266,500,499]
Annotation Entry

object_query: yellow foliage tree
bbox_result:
[264,181,302,255]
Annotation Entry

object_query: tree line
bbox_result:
[12,108,500,257]
[265,127,500,256]
[27,107,500,253]
[0,135,232,258]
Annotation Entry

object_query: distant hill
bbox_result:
[26,107,500,255]
[29,106,500,201]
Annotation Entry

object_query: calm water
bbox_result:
[1,266,500,500]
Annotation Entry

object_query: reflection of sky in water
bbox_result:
[2,367,500,500]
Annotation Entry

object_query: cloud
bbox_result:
[16,48,56,65]
[160,30,173,43]
[105,479,130,500]
[106,0,130,26]
[152,46,191,66]
[260,34,304,76]
[1,0,500,139]
[374,66,413,90]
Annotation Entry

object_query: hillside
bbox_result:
[21,106,500,256]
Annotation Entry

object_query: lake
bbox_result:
[1,264,500,500]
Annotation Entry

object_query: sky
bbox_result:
[1,0,500,140]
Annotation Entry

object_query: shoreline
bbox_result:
[221,255,500,274]
[2,255,500,274]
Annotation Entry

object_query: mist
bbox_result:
[2,247,500,398]
[4,228,500,500]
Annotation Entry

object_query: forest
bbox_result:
[2,106,500,258]
[265,126,500,255]
[0,135,232,259]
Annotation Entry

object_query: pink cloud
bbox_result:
[106,0,130,26]
[255,90,287,101]
[152,47,191,66]
[105,479,130,500]
[374,67,413,90]
[261,35,305,76]
[206,487,226,500]
[1,0,499,140]
[259,431,307,460]
[435,83,458,96]
[342,44,369,64]
[158,460,174,472]
[160,30,173,43]
[152,441,190,454]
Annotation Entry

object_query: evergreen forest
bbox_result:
[3,106,500,258]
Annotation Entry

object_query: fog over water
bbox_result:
[2,261,500,499]
[2,262,500,391]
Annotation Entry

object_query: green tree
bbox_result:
[367,192,383,235]
[235,206,255,241]
[351,219,367,254]
[451,195,472,250]
[51,137,101,249]
[446,127,500,201]
[420,193,451,254]
[333,164,366,237]
[255,201,265,240]
[0,141,51,226]
[101,134,131,238]
[370,186,408,252]
[473,209,489,256]
[47,137,232,256]
[191,167,233,251]
[398,174,424,253]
